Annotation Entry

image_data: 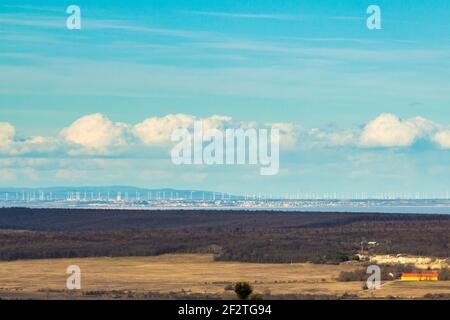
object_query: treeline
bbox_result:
[1,207,448,231]
[0,210,448,263]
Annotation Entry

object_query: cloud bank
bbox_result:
[358,113,436,148]
[1,113,450,157]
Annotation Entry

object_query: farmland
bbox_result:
[0,254,449,300]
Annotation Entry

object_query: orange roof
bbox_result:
[401,273,438,277]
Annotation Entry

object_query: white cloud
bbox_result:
[269,122,300,149]
[0,122,16,153]
[358,113,436,148]
[327,131,355,146]
[433,130,450,149]
[17,136,59,154]
[133,114,194,145]
[133,113,234,146]
[0,122,58,155]
[201,115,234,130]
[308,128,356,147]
[2,112,450,158]
[60,113,129,154]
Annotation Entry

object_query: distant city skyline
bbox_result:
[1,1,450,194]
[2,186,450,215]
[0,186,449,202]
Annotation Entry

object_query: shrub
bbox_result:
[234,282,253,300]
[319,252,359,264]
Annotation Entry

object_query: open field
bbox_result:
[0,254,449,300]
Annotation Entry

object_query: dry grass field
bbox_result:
[360,281,450,299]
[0,253,449,299]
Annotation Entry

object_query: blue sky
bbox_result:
[1,1,450,195]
